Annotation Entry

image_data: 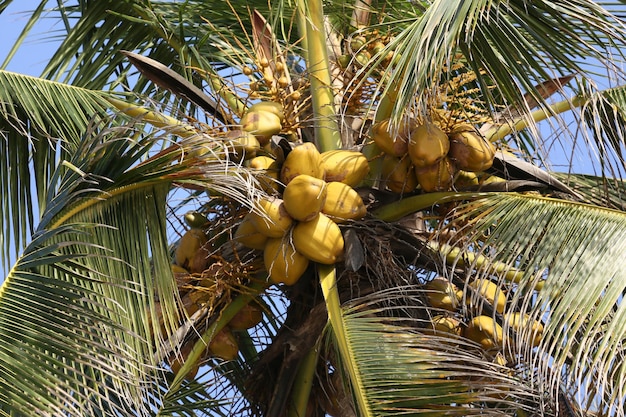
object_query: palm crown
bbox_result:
[2,1,626,416]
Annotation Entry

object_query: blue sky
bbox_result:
[0,0,62,76]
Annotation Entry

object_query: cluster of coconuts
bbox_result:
[235,142,370,286]
[159,213,264,379]
[423,276,544,354]
[337,30,397,70]
[372,119,496,193]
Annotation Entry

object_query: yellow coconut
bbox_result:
[408,122,450,169]
[263,237,310,285]
[175,228,208,270]
[282,174,328,222]
[453,170,479,188]
[424,277,462,312]
[293,213,344,264]
[322,181,367,223]
[467,279,507,314]
[248,155,280,193]
[320,150,370,186]
[505,312,544,347]
[463,315,504,350]
[234,214,269,250]
[428,315,463,336]
[248,197,293,238]
[448,124,495,172]
[208,327,239,361]
[381,154,418,194]
[241,110,282,145]
[280,142,324,185]
[415,156,456,192]
[229,302,264,330]
[371,119,410,157]
[226,129,260,159]
[248,101,285,122]
[183,211,209,228]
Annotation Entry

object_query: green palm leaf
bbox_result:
[448,192,626,414]
[383,0,626,128]
[0,114,257,414]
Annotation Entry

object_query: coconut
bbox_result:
[241,110,282,144]
[321,150,369,186]
[248,155,280,193]
[448,124,495,172]
[371,119,410,157]
[234,214,269,250]
[282,174,328,222]
[175,228,208,270]
[467,278,507,314]
[381,154,418,194]
[415,157,456,192]
[248,197,293,238]
[322,182,367,223]
[264,237,309,285]
[505,312,544,347]
[293,213,344,264]
[424,276,462,312]
[463,315,504,350]
[408,122,450,169]
[208,327,239,361]
[248,101,285,122]
[281,142,324,185]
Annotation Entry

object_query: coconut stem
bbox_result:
[319,264,373,417]
[297,0,342,152]
[288,341,320,417]
[484,95,583,143]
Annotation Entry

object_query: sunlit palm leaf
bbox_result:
[0,116,257,415]
[450,192,626,414]
[326,287,542,416]
[0,70,116,273]
[382,0,626,131]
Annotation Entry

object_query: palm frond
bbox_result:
[449,192,626,414]
[0,115,258,415]
[380,0,626,131]
[325,285,544,416]
[0,70,116,273]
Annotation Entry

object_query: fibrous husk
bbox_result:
[321,150,370,186]
[448,124,495,172]
[282,174,328,222]
[280,142,324,185]
[408,122,450,169]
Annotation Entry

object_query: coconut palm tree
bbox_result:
[2,0,626,415]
